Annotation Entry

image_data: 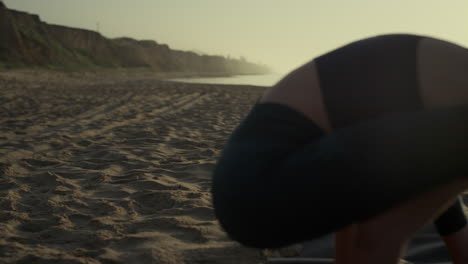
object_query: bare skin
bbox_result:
[443,224,468,263]
[259,60,332,134]
[335,180,468,264]
[259,36,468,263]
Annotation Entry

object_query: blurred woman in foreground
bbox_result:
[212,34,468,264]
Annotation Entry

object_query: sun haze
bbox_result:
[4,0,467,73]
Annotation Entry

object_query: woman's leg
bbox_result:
[442,224,468,264]
[259,103,468,250]
[335,224,358,264]
[435,198,468,264]
[335,179,468,264]
[213,101,468,250]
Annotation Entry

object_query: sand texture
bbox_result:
[2,71,462,264]
[0,71,268,264]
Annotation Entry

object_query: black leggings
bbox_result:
[211,102,468,249]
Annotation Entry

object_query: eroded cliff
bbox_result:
[0,3,271,74]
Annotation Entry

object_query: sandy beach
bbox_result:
[0,70,274,263]
[2,71,464,264]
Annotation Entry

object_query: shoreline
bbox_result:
[0,69,276,89]
[0,67,272,80]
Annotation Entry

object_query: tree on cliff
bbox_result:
[0,1,6,8]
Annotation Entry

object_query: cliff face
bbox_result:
[0,4,271,74]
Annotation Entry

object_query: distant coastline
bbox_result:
[0,2,272,75]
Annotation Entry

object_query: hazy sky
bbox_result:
[4,0,468,73]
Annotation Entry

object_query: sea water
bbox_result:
[168,73,285,87]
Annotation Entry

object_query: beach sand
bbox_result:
[1,71,465,264]
[0,70,273,264]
